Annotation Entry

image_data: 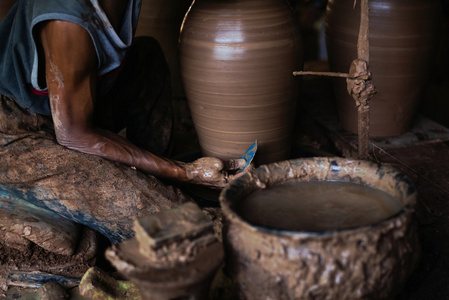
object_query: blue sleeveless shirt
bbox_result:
[0,0,142,115]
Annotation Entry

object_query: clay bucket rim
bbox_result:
[219,156,417,237]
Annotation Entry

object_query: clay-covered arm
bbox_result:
[38,20,239,188]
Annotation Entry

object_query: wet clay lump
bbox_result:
[106,203,223,300]
[237,180,403,232]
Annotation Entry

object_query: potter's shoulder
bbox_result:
[20,0,90,22]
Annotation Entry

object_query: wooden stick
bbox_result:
[293,0,376,161]
[293,71,350,78]
[357,0,371,160]
[358,0,370,62]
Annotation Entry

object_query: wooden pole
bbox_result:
[293,0,376,160]
[346,0,376,160]
[292,71,349,78]
[358,0,371,160]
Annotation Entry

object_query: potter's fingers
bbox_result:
[223,172,230,184]
[228,171,245,183]
[244,163,255,172]
[223,159,247,171]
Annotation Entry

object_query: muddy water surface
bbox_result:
[236,181,403,232]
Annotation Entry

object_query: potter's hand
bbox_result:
[184,157,248,188]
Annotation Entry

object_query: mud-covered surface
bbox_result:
[373,143,449,300]
[1,72,449,300]
[115,202,218,267]
[220,158,420,300]
[295,65,449,299]
[0,194,82,256]
[105,204,224,300]
[0,228,98,298]
[326,0,441,137]
[225,213,419,300]
[0,207,225,299]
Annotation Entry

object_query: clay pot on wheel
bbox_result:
[179,0,303,165]
[220,157,420,300]
[325,0,441,137]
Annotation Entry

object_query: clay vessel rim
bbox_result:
[219,156,417,238]
[240,209,408,237]
[106,240,224,284]
[222,202,411,238]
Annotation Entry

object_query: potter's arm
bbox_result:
[38,20,239,188]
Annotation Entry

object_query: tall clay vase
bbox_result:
[325,0,441,137]
[179,0,303,165]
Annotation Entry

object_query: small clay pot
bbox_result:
[220,157,420,300]
[106,238,223,300]
[179,0,303,165]
[325,0,441,137]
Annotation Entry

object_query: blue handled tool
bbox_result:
[238,140,257,173]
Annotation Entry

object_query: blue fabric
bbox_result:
[0,0,142,116]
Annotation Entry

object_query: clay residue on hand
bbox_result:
[223,158,246,171]
[185,157,227,187]
[185,157,251,188]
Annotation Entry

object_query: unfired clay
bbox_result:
[179,0,303,165]
[106,203,223,300]
[220,157,420,300]
[326,0,441,137]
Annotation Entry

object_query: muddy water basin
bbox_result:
[219,157,420,300]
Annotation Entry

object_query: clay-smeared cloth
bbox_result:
[0,37,192,250]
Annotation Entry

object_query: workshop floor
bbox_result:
[295,63,449,300]
[2,61,449,299]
